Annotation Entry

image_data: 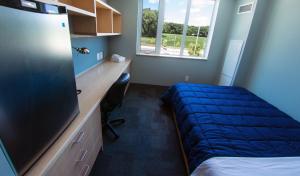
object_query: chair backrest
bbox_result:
[103,73,130,108]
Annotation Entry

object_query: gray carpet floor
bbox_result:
[90,84,186,176]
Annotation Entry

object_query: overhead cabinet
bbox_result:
[58,0,96,14]
[38,0,122,37]
[113,12,122,33]
[96,7,113,34]
[96,0,122,36]
[69,16,97,36]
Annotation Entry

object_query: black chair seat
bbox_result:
[101,73,130,139]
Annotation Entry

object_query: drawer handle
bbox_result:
[81,164,90,176]
[76,149,88,162]
[73,131,85,144]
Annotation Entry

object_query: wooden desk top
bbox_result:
[26,59,131,175]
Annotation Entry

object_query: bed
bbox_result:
[161,83,300,176]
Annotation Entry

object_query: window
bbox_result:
[139,0,160,54]
[137,0,219,59]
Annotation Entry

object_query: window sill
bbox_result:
[136,53,208,61]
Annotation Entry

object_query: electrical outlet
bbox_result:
[185,75,190,82]
[97,52,103,61]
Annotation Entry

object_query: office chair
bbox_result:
[101,73,130,139]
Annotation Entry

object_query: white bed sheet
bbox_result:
[191,157,300,176]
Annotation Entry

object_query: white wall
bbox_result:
[228,0,255,40]
[235,0,300,120]
[108,0,236,86]
[217,0,257,84]
[234,0,269,85]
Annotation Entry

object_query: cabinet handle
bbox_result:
[81,164,90,176]
[76,149,88,162]
[73,131,85,144]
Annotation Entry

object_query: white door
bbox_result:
[219,40,244,86]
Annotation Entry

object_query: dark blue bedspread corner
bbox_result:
[160,82,183,105]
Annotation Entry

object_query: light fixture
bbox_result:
[72,47,90,55]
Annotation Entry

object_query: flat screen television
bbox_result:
[0,1,79,175]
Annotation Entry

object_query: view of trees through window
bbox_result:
[139,0,216,57]
[141,3,159,54]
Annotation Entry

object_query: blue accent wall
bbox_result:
[71,37,108,75]
[0,143,15,176]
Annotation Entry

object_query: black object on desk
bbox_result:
[101,73,130,139]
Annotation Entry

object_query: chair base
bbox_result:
[104,118,125,139]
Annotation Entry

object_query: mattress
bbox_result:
[191,157,300,176]
[161,83,300,173]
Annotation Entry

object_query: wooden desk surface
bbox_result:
[26,59,131,176]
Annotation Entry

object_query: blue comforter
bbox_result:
[161,83,300,172]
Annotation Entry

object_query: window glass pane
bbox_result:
[140,0,160,54]
[161,0,187,56]
[183,0,216,57]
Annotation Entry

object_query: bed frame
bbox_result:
[173,111,190,176]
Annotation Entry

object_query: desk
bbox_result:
[26,59,131,176]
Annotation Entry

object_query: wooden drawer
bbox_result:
[46,107,102,176]
[76,107,102,176]
[45,133,81,176]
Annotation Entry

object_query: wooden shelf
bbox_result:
[71,34,95,38]
[36,0,122,37]
[96,7,113,33]
[96,1,122,35]
[96,0,121,14]
[97,33,121,37]
[64,3,96,17]
[58,0,95,14]
[69,15,97,36]
[113,12,122,33]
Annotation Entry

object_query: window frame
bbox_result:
[136,0,220,60]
